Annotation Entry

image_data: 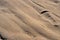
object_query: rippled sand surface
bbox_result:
[0,0,60,40]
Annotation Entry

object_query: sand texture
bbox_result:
[0,0,60,40]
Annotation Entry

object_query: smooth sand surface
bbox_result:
[0,0,60,40]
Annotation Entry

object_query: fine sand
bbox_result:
[0,0,60,40]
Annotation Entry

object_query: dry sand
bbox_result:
[0,0,60,40]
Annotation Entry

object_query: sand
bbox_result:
[0,0,60,40]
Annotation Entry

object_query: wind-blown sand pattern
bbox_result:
[0,0,60,40]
